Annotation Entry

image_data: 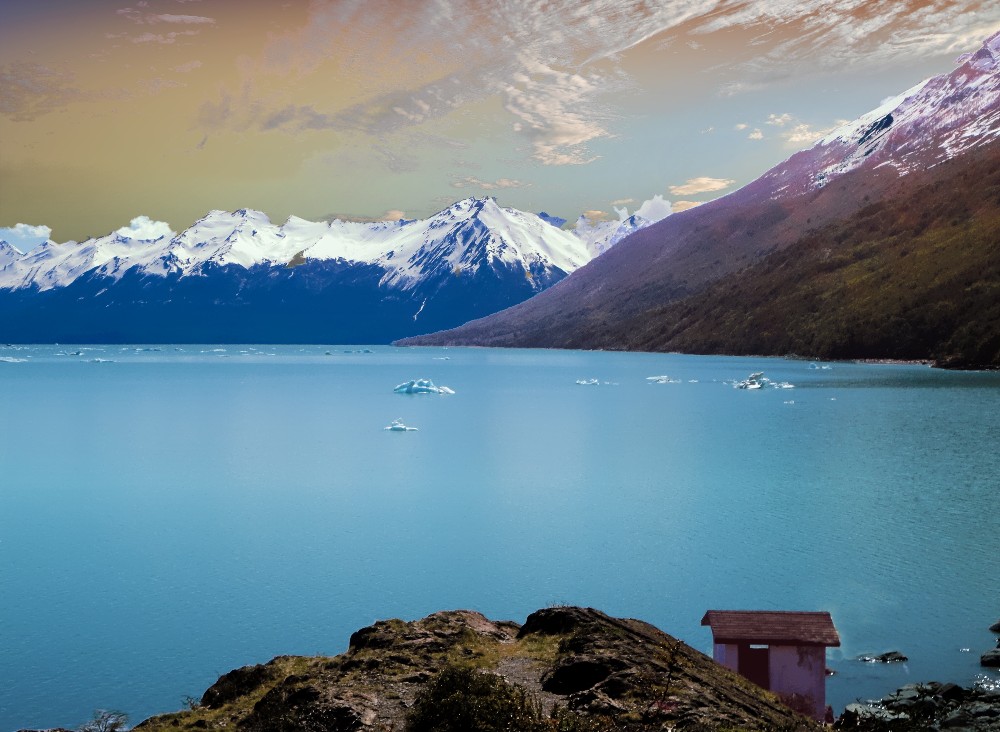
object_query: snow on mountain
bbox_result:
[756,30,1000,197]
[371,197,589,290]
[0,198,597,293]
[0,241,24,271]
[574,195,673,257]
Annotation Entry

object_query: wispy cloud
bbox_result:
[117,7,215,24]
[669,177,735,196]
[193,0,1000,169]
[767,113,792,126]
[0,62,126,121]
[131,30,200,44]
[451,176,531,190]
[748,128,764,140]
[172,60,203,73]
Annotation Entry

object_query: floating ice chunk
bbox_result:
[394,378,454,394]
[0,356,26,363]
[433,356,450,360]
[733,371,794,389]
[646,375,680,384]
[576,378,599,385]
[384,418,418,432]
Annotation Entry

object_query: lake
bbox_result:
[1,345,998,729]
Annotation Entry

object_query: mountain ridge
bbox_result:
[0,197,670,344]
[398,31,1000,367]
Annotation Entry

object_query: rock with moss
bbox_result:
[135,606,820,731]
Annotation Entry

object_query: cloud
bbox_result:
[115,215,173,240]
[782,120,847,145]
[610,198,635,206]
[0,62,126,121]
[131,30,200,44]
[580,209,612,222]
[500,58,616,165]
[748,129,764,140]
[152,14,214,24]
[767,113,793,126]
[451,176,531,190]
[117,7,215,24]
[0,223,52,252]
[322,210,408,224]
[669,177,735,196]
[172,60,203,73]
[734,123,748,130]
[671,201,703,212]
[199,0,1000,170]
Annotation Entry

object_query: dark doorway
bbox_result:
[738,645,769,689]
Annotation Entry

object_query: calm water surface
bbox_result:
[1,345,998,729]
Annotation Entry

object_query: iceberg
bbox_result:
[393,378,455,395]
[384,418,418,432]
[646,375,680,384]
[733,372,794,389]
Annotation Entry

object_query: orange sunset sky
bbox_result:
[2,0,998,245]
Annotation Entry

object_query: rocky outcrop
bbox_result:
[836,682,1000,731]
[990,619,1000,633]
[134,606,819,731]
[983,649,1000,667]
[857,651,908,663]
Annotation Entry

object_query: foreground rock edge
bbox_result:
[130,606,823,731]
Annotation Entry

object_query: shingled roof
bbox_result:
[701,610,841,647]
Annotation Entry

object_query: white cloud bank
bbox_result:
[0,223,52,252]
[115,215,173,240]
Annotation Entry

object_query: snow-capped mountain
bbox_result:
[573,195,673,257]
[0,197,591,294]
[401,30,1000,358]
[0,196,670,343]
[752,29,1000,199]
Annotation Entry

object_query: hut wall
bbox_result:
[768,644,826,719]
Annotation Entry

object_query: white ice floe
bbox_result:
[809,362,834,370]
[393,378,455,394]
[0,356,26,363]
[646,375,681,384]
[733,372,794,390]
[384,418,418,432]
[576,378,599,385]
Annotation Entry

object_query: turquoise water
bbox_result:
[1,345,998,729]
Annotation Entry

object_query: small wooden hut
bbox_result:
[701,610,840,720]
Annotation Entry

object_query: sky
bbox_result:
[2,0,999,249]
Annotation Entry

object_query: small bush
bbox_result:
[406,666,548,732]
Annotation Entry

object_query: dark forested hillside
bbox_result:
[622,147,1000,368]
[401,143,1000,368]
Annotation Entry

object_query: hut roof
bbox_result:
[701,610,841,647]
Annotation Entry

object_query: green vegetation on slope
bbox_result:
[625,152,1000,368]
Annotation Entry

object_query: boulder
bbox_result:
[200,661,279,709]
[989,619,1000,633]
[981,648,1000,667]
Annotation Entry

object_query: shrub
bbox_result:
[405,666,548,732]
